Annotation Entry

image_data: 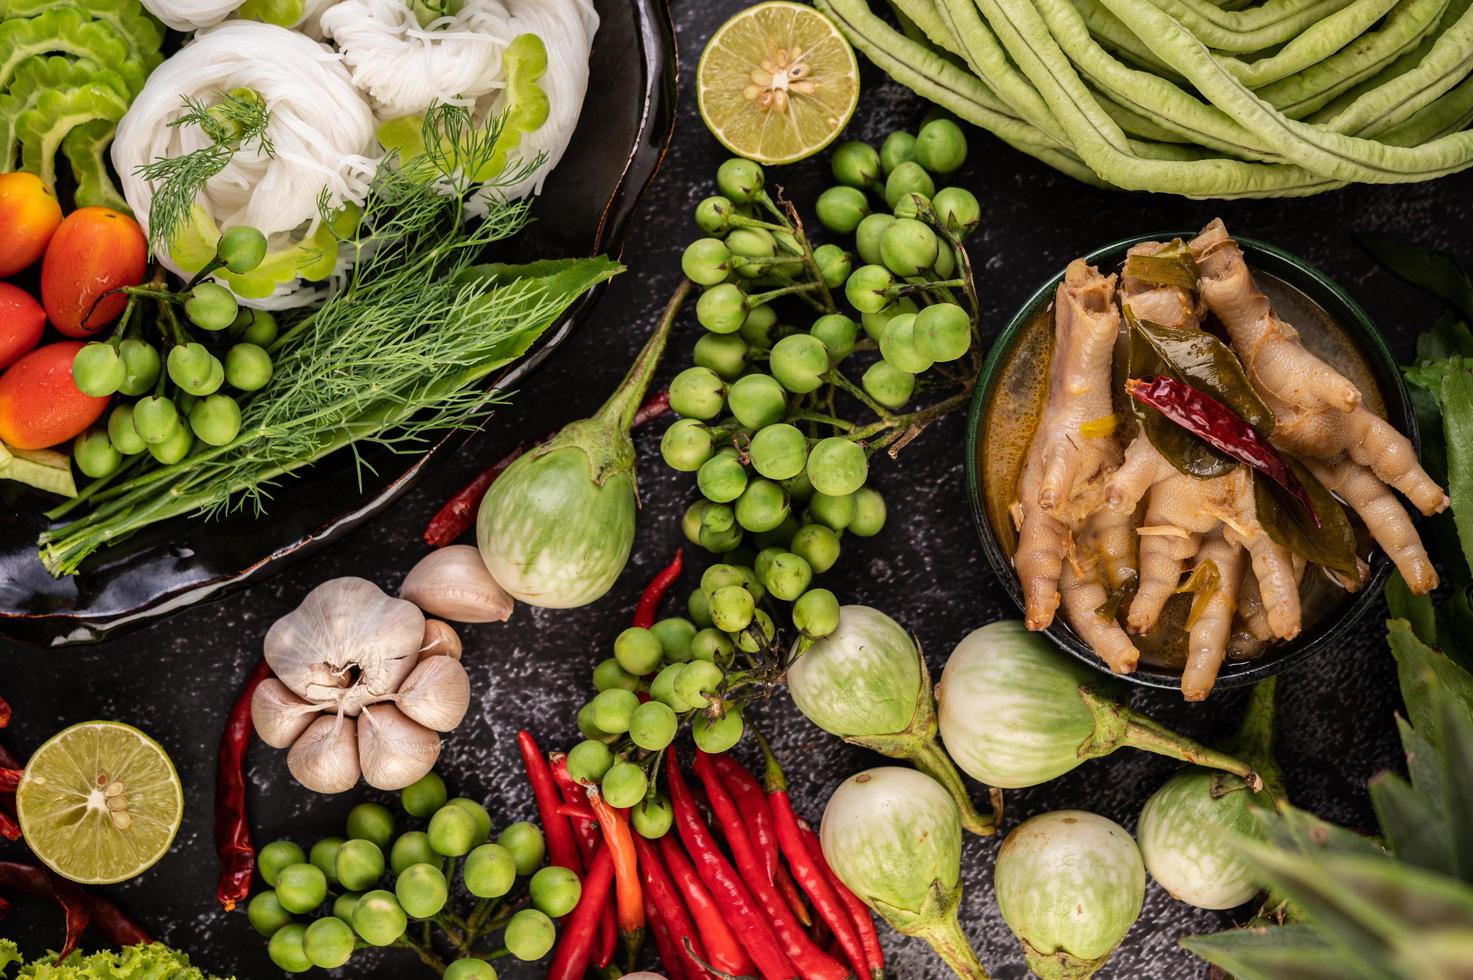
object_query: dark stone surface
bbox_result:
[3,1,1471,976]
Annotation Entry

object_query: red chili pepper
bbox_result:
[633,549,684,629]
[0,861,150,947]
[0,811,18,841]
[644,889,689,980]
[709,755,779,883]
[0,695,11,728]
[586,787,645,964]
[774,865,813,929]
[0,769,18,792]
[756,735,871,979]
[547,847,615,980]
[693,751,848,980]
[557,801,597,823]
[215,658,271,912]
[552,753,617,967]
[1127,375,1319,526]
[0,722,21,842]
[0,862,91,963]
[517,730,582,875]
[801,823,884,980]
[668,752,798,979]
[424,391,671,547]
[658,829,756,977]
[633,834,709,980]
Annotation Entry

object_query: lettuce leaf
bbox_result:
[0,943,231,979]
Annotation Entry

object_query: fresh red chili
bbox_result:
[669,753,797,979]
[0,862,92,962]
[1127,375,1318,525]
[658,829,755,977]
[692,751,847,980]
[552,753,617,968]
[643,890,689,980]
[586,787,645,964]
[801,823,884,980]
[633,549,684,629]
[517,730,582,874]
[756,736,870,979]
[709,754,779,883]
[546,847,615,980]
[215,658,271,912]
[632,834,708,979]
[556,801,597,823]
[774,865,813,929]
[424,391,672,547]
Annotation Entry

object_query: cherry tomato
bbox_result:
[0,342,108,449]
[0,173,63,278]
[0,283,45,370]
[41,207,148,337]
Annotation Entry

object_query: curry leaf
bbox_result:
[1359,235,1473,324]
[1126,310,1273,479]
[1253,460,1358,577]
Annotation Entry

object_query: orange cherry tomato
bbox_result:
[0,173,64,278]
[41,207,148,338]
[0,282,46,370]
[0,341,108,449]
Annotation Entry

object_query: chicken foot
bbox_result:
[1015,259,1124,629]
[1182,532,1248,701]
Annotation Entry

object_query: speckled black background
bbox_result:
[4,1,1472,976]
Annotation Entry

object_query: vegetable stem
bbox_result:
[913,907,990,980]
[1076,686,1262,789]
[910,738,1000,835]
[597,280,694,431]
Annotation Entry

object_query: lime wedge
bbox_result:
[698,1,859,165]
[15,721,183,885]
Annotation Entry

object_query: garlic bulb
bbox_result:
[394,656,471,732]
[288,714,361,794]
[400,545,515,623]
[266,577,424,716]
[419,620,462,661]
[358,704,442,790]
[251,678,320,749]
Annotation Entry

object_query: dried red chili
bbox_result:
[0,695,11,728]
[633,549,684,630]
[0,769,18,792]
[215,658,272,912]
[1127,375,1318,525]
[0,862,91,962]
[423,390,672,547]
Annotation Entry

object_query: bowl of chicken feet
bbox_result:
[967,218,1448,699]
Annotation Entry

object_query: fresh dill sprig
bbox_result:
[39,106,623,575]
[136,90,275,252]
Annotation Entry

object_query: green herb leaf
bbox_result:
[1440,358,1473,572]
[1126,309,1273,479]
[1252,459,1357,577]
[1386,618,1473,756]
[1181,923,1358,980]
[1385,571,1437,647]
[1359,235,1473,324]
[1123,237,1198,290]
[1368,771,1452,879]
[1438,692,1473,884]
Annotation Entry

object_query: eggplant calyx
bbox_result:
[1020,938,1115,980]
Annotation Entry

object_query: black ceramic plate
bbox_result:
[0,0,678,647]
[964,233,1418,691]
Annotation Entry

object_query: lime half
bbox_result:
[16,721,183,885]
[698,1,860,165]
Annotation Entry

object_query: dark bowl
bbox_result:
[963,233,1417,691]
[0,0,678,647]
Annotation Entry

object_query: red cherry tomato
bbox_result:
[0,342,108,449]
[41,207,148,337]
[0,173,64,277]
[0,282,45,370]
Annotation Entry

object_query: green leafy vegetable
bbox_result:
[0,941,232,979]
[1252,459,1359,577]
[1126,309,1274,478]
[1360,234,1473,324]
[1442,358,1473,573]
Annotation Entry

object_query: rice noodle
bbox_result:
[319,0,515,118]
[140,0,340,34]
[113,21,380,308]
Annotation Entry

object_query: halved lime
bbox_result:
[698,1,860,165]
[15,721,183,885]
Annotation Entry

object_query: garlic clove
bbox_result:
[251,678,322,749]
[419,619,463,661]
[400,545,515,624]
[287,713,361,794]
[394,656,471,732]
[265,577,425,717]
[358,704,442,790]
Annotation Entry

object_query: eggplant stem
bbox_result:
[913,906,991,980]
[1076,685,1262,791]
[910,738,999,836]
[597,279,693,431]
